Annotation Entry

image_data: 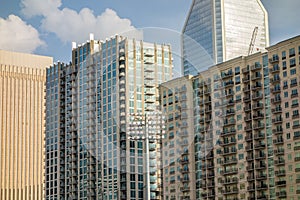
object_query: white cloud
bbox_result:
[21,0,62,17]
[20,0,142,43]
[0,15,45,53]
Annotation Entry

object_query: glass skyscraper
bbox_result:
[182,0,269,75]
[45,35,173,200]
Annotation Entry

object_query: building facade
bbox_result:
[159,76,196,200]
[45,35,173,200]
[0,50,53,200]
[160,35,300,199]
[182,0,269,75]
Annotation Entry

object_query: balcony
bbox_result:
[254,133,265,140]
[222,188,239,195]
[256,174,267,180]
[255,153,266,160]
[221,72,233,79]
[251,84,262,91]
[247,165,254,171]
[220,149,237,156]
[273,138,284,145]
[220,139,237,146]
[247,186,255,191]
[255,163,266,169]
[243,95,251,102]
[242,67,250,74]
[272,117,283,124]
[273,128,283,135]
[253,103,263,110]
[222,158,238,165]
[256,184,268,190]
[220,129,236,136]
[270,66,280,73]
[245,134,253,141]
[274,159,285,166]
[272,107,282,113]
[269,55,279,63]
[247,176,255,181]
[253,113,264,120]
[223,119,236,126]
[251,63,262,71]
[271,97,281,103]
[244,125,253,132]
[246,145,253,151]
[254,143,266,150]
[271,87,281,94]
[243,77,250,83]
[253,123,264,130]
[223,177,238,185]
[274,148,285,155]
[252,93,263,100]
[275,170,286,177]
[276,191,286,198]
[270,77,280,84]
[251,74,262,81]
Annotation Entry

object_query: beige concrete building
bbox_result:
[159,76,196,200]
[193,35,300,200]
[161,35,300,200]
[0,50,52,200]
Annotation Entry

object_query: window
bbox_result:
[286,112,290,118]
[283,71,287,77]
[289,48,295,57]
[282,61,287,70]
[239,154,244,160]
[283,81,288,88]
[285,102,289,108]
[238,134,243,140]
[282,51,286,59]
[238,144,243,150]
[235,76,240,84]
[290,58,296,67]
[291,68,296,75]
[291,78,297,86]
[236,85,241,92]
[292,99,299,107]
[284,92,288,98]
[237,124,242,131]
[237,114,242,121]
[235,66,240,74]
[287,133,291,139]
[286,122,290,129]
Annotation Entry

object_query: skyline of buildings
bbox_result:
[1,1,300,199]
[0,50,53,200]
[182,0,269,76]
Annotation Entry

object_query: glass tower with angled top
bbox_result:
[182,0,269,75]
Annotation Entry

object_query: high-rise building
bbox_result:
[45,34,173,200]
[182,0,269,75]
[162,35,300,199]
[0,50,53,200]
[159,76,196,200]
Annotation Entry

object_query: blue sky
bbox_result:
[0,0,300,67]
